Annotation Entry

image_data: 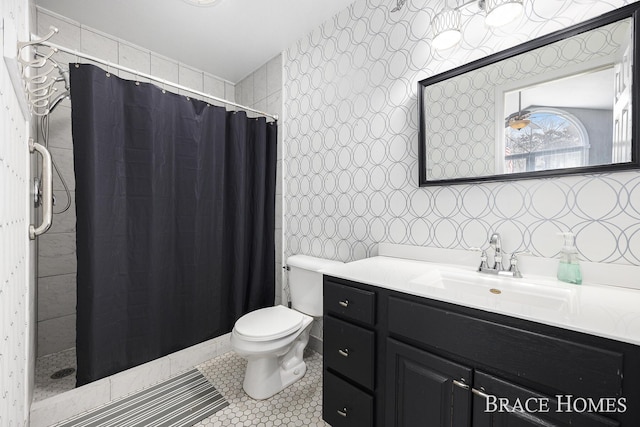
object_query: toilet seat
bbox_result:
[234,305,304,342]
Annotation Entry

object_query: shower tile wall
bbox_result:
[35,7,239,357]
[1,0,33,424]
[236,56,285,306]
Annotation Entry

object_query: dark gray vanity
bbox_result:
[322,275,640,426]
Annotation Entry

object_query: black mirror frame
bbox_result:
[418,3,640,187]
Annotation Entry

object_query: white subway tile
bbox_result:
[267,90,282,121]
[204,74,225,98]
[225,82,235,103]
[37,315,75,356]
[150,54,180,84]
[42,104,72,150]
[37,8,81,50]
[49,147,75,191]
[38,232,76,277]
[80,28,118,64]
[179,64,204,95]
[253,66,267,103]
[118,43,151,82]
[37,274,77,321]
[267,55,282,96]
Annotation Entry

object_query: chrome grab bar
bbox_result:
[29,139,53,239]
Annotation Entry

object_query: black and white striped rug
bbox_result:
[57,369,228,427]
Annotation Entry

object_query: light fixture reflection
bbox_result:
[432,8,462,50]
[432,0,527,50]
[508,118,530,130]
[484,0,524,27]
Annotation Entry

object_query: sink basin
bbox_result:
[408,268,576,311]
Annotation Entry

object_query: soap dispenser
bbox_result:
[557,232,582,285]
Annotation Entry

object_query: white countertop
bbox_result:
[320,252,640,346]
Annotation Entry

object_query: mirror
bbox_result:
[418,5,640,186]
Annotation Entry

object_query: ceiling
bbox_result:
[504,67,615,115]
[34,0,356,83]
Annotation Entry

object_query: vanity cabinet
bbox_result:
[322,276,640,426]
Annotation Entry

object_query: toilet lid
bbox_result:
[234,305,304,342]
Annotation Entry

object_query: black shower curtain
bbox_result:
[70,64,276,386]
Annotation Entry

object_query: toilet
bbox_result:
[230,255,343,399]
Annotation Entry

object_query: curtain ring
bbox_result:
[135,70,140,86]
[162,79,166,94]
[106,61,111,77]
[74,49,79,68]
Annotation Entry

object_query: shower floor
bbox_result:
[34,348,77,402]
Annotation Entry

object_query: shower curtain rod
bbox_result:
[38,39,279,121]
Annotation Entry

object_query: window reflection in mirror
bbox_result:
[504,108,591,173]
[501,60,632,174]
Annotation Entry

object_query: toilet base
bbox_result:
[241,327,310,400]
[243,358,307,400]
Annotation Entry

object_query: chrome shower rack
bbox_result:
[16,26,70,117]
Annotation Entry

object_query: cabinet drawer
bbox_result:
[324,315,375,390]
[323,370,374,427]
[324,279,375,325]
[388,296,624,399]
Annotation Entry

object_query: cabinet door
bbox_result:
[386,338,472,427]
[472,371,619,427]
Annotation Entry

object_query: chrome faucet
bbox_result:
[476,233,526,278]
[489,233,503,271]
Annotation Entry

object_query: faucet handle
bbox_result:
[479,250,489,271]
[510,250,531,262]
[467,247,489,271]
[508,251,531,278]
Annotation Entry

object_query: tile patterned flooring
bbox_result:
[194,350,328,427]
[34,348,77,402]
[39,348,328,426]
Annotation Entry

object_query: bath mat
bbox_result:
[56,369,228,427]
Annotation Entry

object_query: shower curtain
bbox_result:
[70,64,277,386]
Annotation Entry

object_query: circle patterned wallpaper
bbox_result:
[283,0,640,268]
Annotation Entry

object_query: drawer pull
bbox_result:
[453,379,469,390]
[338,299,349,307]
[338,348,349,357]
[472,387,491,399]
[337,407,348,417]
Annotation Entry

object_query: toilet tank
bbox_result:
[287,255,343,317]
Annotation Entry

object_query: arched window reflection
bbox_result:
[504,108,590,173]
